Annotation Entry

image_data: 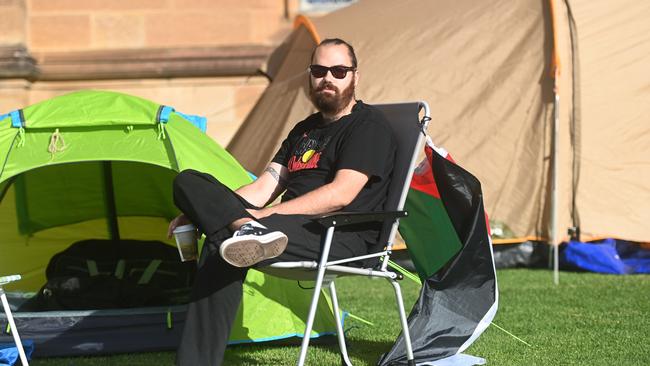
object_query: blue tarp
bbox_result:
[561,238,650,274]
[0,340,34,366]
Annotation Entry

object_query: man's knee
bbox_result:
[173,169,202,192]
[173,169,230,200]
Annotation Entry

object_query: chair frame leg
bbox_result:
[328,281,352,366]
[389,279,414,364]
[295,225,414,366]
[296,226,336,366]
[0,288,29,366]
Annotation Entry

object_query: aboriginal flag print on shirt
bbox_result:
[286,130,332,172]
[272,101,396,214]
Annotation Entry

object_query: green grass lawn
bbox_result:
[30,269,650,365]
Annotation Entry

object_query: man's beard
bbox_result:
[309,79,355,116]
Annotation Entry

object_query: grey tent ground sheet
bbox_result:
[1,292,186,357]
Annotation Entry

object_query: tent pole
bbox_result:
[548,0,562,285]
[552,93,560,285]
[103,161,120,241]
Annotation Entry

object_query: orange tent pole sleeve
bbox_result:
[293,15,321,44]
[548,0,562,87]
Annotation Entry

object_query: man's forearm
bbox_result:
[235,164,287,207]
[262,183,346,216]
[258,169,369,217]
[235,181,272,208]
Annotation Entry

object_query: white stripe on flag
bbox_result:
[457,235,499,354]
[425,136,449,159]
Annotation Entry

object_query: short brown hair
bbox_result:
[311,38,358,68]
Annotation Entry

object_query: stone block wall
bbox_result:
[0,0,303,145]
[26,0,290,51]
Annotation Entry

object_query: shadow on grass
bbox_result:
[224,337,395,365]
[343,337,396,364]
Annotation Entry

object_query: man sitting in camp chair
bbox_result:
[168,38,396,366]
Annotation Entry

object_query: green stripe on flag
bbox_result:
[401,188,463,279]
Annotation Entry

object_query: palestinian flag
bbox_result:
[378,140,498,365]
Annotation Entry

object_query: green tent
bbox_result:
[0,90,335,356]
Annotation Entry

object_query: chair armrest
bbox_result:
[311,211,407,227]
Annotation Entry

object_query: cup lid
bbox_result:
[173,224,196,233]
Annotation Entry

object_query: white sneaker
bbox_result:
[219,223,288,267]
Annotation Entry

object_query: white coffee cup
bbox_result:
[173,224,198,261]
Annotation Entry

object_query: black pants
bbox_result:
[173,169,368,366]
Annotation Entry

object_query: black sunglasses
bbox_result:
[309,64,356,79]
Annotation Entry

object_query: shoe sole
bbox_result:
[220,232,288,267]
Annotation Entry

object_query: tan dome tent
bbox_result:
[228,0,650,252]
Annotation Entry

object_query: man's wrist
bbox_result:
[260,206,276,218]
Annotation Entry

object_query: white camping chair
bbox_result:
[0,275,29,366]
[260,101,430,366]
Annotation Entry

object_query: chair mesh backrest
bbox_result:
[371,103,423,253]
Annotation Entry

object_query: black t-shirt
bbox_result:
[272,101,397,216]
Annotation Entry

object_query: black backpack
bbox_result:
[20,239,196,311]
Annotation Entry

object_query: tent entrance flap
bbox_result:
[14,174,29,235]
[7,161,179,237]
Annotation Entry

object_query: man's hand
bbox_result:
[167,214,192,239]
